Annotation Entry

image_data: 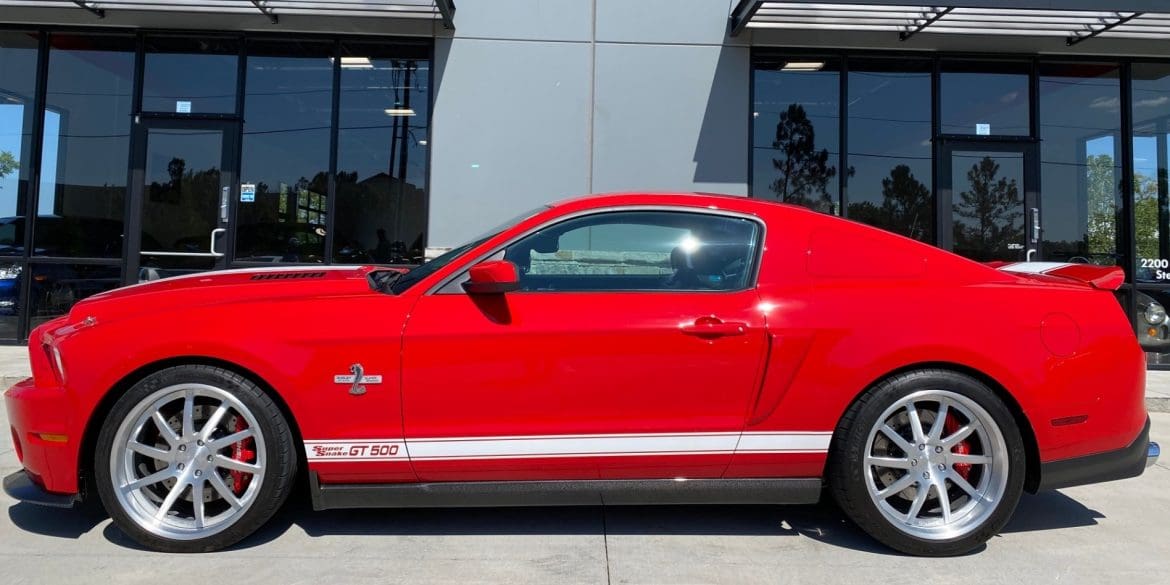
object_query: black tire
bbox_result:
[94,365,296,553]
[828,369,1026,556]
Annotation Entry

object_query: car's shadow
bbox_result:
[6,499,106,540]
[6,490,1105,555]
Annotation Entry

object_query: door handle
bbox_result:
[680,316,747,338]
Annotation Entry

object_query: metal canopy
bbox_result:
[729,1,1170,45]
[2,0,456,28]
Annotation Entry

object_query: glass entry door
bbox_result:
[939,142,1039,263]
[130,119,238,282]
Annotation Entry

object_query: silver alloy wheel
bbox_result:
[109,383,267,541]
[863,389,1009,541]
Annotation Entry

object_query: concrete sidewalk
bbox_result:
[1146,372,1170,413]
[0,345,1167,412]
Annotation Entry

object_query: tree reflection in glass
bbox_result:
[769,104,838,214]
[952,156,1024,262]
[847,165,931,241]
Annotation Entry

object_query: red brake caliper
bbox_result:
[230,417,256,495]
[944,413,972,480]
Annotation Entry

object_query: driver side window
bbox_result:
[502,210,761,292]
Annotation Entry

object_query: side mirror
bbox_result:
[462,260,521,294]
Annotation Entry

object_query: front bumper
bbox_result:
[5,376,81,496]
[3,470,77,508]
[1038,417,1157,491]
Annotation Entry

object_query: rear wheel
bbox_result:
[94,365,295,552]
[829,370,1026,556]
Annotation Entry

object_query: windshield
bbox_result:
[388,205,550,294]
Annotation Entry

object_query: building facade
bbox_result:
[1,0,1170,365]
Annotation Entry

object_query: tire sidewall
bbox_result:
[94,365,295,553]
[830,370,1027,556]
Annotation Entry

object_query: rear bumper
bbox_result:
[2,470,77,508]
[1037,417,1156,491]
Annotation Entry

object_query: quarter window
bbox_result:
[501,211,760,292]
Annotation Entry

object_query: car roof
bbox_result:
[550,192,789,211]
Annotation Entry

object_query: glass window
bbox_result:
[38,34,134,258]
[0,32,38,260]
[941,61,1030,136]
[0,32,37,342]
[752,57,841,214]
[1132,63,1170,363]
[1133,62,1170,285]
[142,36,239,115]
[237,40,334,263]
[27,263,121,330]
[501,211,760,292]
[1038,63,1122,267]
[334,42,430,264]
[846,59,933,241]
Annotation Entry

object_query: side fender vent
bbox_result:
[250,271,328,281]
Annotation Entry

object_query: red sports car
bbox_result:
[3,192,1159,556]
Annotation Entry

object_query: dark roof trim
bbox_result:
[435,0,455,30]
[730,1,1170,45]
[14,1,454,28]
[741,0,1166,10]
[250,0,278,24]
[1066,12,1143,46]
[71,0,104,18]
[899,6,953,41]
[729,0,764,37]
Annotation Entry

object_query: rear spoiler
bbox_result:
[988,261,1125,291]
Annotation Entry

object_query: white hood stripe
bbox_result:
[996,262,1073,274]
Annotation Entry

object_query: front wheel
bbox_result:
[94,365,296,552]
[829,370,1026,556]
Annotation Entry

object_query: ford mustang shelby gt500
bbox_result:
[3,193,1160,556]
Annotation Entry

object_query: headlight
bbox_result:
[43,342,66,385]
[0,263,21,279]
[1145,301,1167,325]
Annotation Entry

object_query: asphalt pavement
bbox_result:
[1,389,1167,584]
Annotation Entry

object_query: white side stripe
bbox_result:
[305,432,831,462]
[407,433,741,460]
[735,432,832,453]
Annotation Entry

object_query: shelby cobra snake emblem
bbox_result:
[333,363,383,395]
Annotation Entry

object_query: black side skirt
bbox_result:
[309,474,822,511]
[1037,417,1152,491]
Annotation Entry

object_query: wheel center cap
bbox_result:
[193,446,210,469]
[178,443,211,471]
